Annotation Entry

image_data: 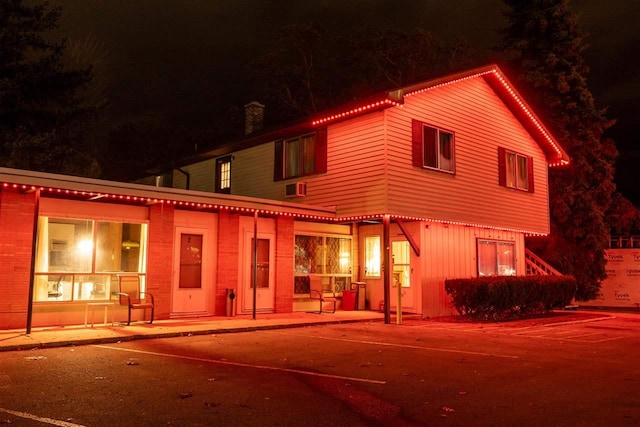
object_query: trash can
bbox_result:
[342,290,356,311]
[226,288,236,317]
[352,282,366,310]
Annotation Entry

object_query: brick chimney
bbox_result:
[244,101,265,135]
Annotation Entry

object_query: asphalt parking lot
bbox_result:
[1,312,638,426]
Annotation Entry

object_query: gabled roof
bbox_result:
[161,64,569,171]
[311,64,570,166]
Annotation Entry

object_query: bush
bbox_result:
[444,276,576,320]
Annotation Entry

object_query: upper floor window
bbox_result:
[412,119,455,173]
[215,155,232,194]
[287,133,315,178]
[274,128,327,181]
[498,147,534,192]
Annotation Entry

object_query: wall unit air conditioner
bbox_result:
[285,182,307,198]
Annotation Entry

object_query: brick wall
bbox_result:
[147,203,174,320]
[0,189,36,329]
[216,211,240,315]
[275,216,294,313]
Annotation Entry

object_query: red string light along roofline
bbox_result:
[311,99,399,126]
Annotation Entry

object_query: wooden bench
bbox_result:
[118,275,155,325]
[309,276,336,314]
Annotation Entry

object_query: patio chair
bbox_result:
[118,275,154,325]
[309,276,336,314]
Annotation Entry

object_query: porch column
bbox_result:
[383,214,391,324]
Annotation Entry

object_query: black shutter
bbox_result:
[274,139,284,182]
[315,128,327,174]
[527,156,534,193]
[411,119,423,167]
[498,147,506,187]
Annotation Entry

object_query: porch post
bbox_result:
[26,188,40,334]
[383,214,391,324]
[252,210,258,320]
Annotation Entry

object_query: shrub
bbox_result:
[444,275,576,320]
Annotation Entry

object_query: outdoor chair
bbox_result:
[118,275,154,325]
[309,276,336,314]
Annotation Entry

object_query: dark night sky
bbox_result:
[52,0,640,205]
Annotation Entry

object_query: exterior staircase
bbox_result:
[525,249,578,309]
[525,248,562,276]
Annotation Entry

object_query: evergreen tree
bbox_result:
[499,0,618,300]
[0,0,99,175]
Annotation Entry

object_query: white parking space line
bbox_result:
[0,408,86,426]
[409,321,628,343]
[94,345,386,384]
[514,334,624,343]
[266,331,520,359]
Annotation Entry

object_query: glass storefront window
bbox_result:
[34,217,148,302]
[294,234,351,294]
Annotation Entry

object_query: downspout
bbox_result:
[176,167,191,190]
[26,188,41,334]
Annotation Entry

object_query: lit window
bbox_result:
[477,240,516,277]
[215,155,232,194]
[34,217,148,302]
[499,147,533,192]
[412,119,455,173]
[365,236,381,277]
[392,241,411,288]
[294,234,351,294]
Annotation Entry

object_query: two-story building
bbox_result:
[0,64,569,330]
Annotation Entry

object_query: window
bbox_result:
[477,240,516,276]
[412,119,455,172]
[364,236,381,277]
[498,147,534,192]
[392,241,411,288]
[215,155,232,194]
[34,217,148,302]
[274,128,327,181]
[285,133,316,178]
[294,234,351,294]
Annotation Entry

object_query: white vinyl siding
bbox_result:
[172,159,216,192]
[420,222,524,317]
[232,112,388,215]
[385,77,549,234]
[230,143,281,200]
[304,113,387,215]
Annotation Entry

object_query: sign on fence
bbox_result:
[581,249,640,308]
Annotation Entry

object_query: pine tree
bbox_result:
[0,0,99,175]
[500,0,618,300]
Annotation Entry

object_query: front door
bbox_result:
[390,240,416,313]
[242,232,275,313]
[172,227,209,315]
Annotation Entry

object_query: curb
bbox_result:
[1,317,383,352]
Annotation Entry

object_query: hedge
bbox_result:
[444,275,577,320]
